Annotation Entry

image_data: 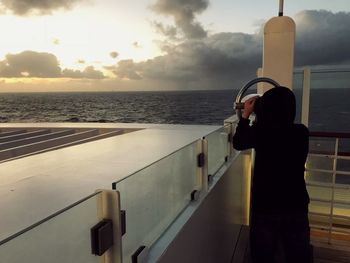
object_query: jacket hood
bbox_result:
[256,86,296,125]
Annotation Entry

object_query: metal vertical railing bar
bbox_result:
[328,138,339,243]
[301,67,311,127]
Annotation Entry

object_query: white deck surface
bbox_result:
[0,123,220,242]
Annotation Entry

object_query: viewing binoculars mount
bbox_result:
[234,77,280,119]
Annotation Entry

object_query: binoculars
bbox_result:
[234,77,280,118]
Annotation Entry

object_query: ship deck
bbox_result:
[0,123,220,244]
[1,123,349,262]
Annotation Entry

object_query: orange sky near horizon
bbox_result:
[0,0,349,92]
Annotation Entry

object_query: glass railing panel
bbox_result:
[308,213,330,230]
[307,155,334,171]
[309,200,331,216]
[292,71,303,123]
[337,137,350,185]
[309,137,336,155]
[334,188,350,208]
[306,185,332,201]
[339,138,350,155]
[333,202,350,218]
[0,193,101,263]
[113,141,198,263]
[309,70,350,132]
[337,158,350,171]
[206,127,228,176]
[337,159,350,185]
[305,170,333,184]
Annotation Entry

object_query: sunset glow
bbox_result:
[0,0,349,92]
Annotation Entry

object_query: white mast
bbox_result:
[279,0,284,16]
[258,0,295,92]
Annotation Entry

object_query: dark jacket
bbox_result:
[233,87,310,214]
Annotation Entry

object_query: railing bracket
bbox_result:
[197,153,205,167]
[208,174,213,183]
[191,190,200,201]
[121,210,126,236]
[228,132,232,142]
[91,219,114,256]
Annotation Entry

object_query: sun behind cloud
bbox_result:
[0,0,349,92]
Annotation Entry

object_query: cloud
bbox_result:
[109,51,119,59]
[77,59,85,64]
[110,59,142,80]
[295,10,350,66]
[62,66,105,79]
[107,31,262,88]
[0,0,84,15]
[2,9,349,91]
[153,21,178,39]
[104,10,350,90]
[0,51,61,78]
[0,50,106,79]
[151,0,209,39]
[133,42,141,48]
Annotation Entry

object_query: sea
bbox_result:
[0,88,349,183]
[0,88,349,132]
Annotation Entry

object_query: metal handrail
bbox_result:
[309,131,350,157]
[310,131,350,139]
[309,197,350,206]
[294,68,350,74]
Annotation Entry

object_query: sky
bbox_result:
[0,0,350,92]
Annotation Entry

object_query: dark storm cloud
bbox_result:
[1,0,84,15]
[111,59,142,80]
[295,10,350,66]
[153,21,178,39]
[0,51,106,79]
[107,10,350,90]
[107,32,262,88]
[151,0,209,39]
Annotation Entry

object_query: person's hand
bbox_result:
[242,96,258,119]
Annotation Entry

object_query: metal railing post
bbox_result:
[196,139,204,192]
[302,67,311,127]
[202,138,209,192]
[328,138,339,244]
[96,190,123,263]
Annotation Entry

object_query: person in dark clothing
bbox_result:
[232,86,311,263]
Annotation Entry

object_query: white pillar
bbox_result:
[261,16,296,92]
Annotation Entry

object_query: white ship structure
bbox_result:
[0,2,349,262]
